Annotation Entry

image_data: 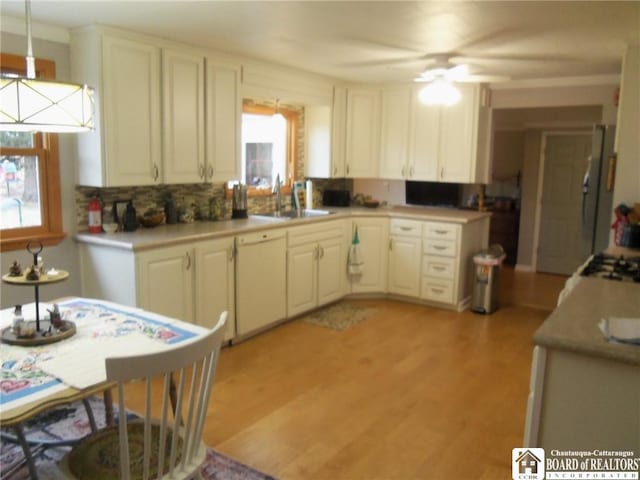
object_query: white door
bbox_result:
[102,35,161,186]
[537,134,592,275]
[345,88,380,178]
[388,235,421,297]
[195,238,235,341]
[379,87,411,179]
[317,238,346,306]
[350,219,388,293]
[206,60,241,182]
[409,87,440,181]
[137,245,194,323]
[287,243,318,317]
[162,48,205,184]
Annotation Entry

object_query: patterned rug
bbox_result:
[0,397,275,480]
[302,301,377,331]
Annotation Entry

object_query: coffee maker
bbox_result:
[231,184,248,219]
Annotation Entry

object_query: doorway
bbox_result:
[535,133,591,275]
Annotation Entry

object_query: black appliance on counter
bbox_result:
[580,253,640,282]
[322,189,351,207]
[405,181,461,207]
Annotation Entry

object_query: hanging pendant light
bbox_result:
[0,0,95,133]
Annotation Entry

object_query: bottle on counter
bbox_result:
[12,304,24,336]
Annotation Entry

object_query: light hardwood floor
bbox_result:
[208,268,566,479]
[127,267,567,479]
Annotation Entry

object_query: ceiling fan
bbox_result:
[413,54,510,84]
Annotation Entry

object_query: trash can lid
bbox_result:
[473,244,506,265]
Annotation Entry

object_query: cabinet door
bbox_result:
[409,87,440,181]
[102,35,161,186]
[439,84,477,182]
[137,245,194,323]
[206,60,241,182]
[305,105,332,178]
[388,235,421,297]
[162,48,205,184]
[379,86,411,180]
[287,244,318,317]
[350,218,388,293]
[345,88,380,178]
[331,86,347,178]
[317,237,346,306]
[195,237,235,341]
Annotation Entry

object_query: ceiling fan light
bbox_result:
[418,79,461,106]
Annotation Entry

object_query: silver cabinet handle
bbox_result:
[410,166,414,177]
[440,167,444,180]
[346,164,350,175]
[433,245,447,251]
[430,287,444,294]
[333,165,338,175]
[389,239,393,251]
[208,164,214,179]
[199,163,205,179]
[185,252,192,270]
[400,226,412,231]
[153,163,159,181]
[401,165,405,177]
[319,246,324,258]
[228,246,235,262]
[432,265,446,271]
[434,229,448,235]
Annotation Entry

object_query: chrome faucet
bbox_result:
[272,173,282,214]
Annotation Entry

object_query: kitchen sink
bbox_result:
[251,209,335,221]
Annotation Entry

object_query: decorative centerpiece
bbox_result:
[1,241,75,346]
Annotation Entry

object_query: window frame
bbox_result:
[226,101,299,198]
[1,52,64,252]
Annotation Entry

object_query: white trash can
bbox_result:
[471,245,506,314]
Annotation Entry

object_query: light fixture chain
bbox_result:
[24,0,36,78]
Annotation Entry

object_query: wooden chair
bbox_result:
[60,311,228,480]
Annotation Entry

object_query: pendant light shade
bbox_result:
[0,0,95,133]
[0,76,95,132]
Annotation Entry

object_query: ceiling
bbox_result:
[1,1,639,85]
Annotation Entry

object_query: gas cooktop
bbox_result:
[580,253,640,282]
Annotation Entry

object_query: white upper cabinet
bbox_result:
[345,87,380,178]
[205,59,241,182]
[379,86,411,180]
[71,29,162,186]
[409,83,491,183]
[162,48,206,184]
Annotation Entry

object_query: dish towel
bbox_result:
[348,226,364,276]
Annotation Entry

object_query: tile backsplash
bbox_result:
[75,178,352,230]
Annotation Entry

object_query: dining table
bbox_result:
[0,296,209,479]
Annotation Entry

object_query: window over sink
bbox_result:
[228,100,300,198]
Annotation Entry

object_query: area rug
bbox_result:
[302,301,377,331]
[0,396,275,480]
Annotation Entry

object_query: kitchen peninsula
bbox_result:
[76,206,490,342]
[523,276,640,451]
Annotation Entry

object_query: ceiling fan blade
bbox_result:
[456,74,512,83]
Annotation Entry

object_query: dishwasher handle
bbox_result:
[236,229,286,247]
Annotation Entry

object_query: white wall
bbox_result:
[1,32,82,308]
[613,45,640,209]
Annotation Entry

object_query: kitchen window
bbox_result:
[229,101,299,197]
[0,52,64,252]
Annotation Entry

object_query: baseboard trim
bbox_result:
[515,264,535,272]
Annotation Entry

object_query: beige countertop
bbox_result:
[533,278,640,365]
[75,205,491,252]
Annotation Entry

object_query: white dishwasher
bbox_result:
[235,228,287,336]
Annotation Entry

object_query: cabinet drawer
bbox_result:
[423,239,457,257]
[423,256,455,280]
[390,218,422,237]
[421,279,454,304]
[423,222,459,242]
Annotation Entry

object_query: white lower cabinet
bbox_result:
[387,219,422,297]
[194,237,235,341]
[80,238,236,342]
[350,218,389,294]
[420,218,489,310]
[287,220,347,317]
